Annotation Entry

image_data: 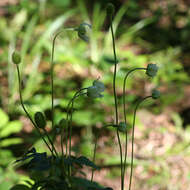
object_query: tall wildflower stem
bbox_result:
[128,96,152,190]
[61,88,87,158]
[110,17,123,190]
[91,124,117,182]
[16,65,55,156]
[122,68,146,187]
[51,31,65,131]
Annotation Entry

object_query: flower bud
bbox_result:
[146,63,158,77]
[87,80,105,99]
[118,122,127,133]
[106,3,115,16]
[75,23,91,42]
[152,89,161,99]
[12,51,21,64]
[34,112,46,129]
[93,80,105,93]
[87,86,102,98]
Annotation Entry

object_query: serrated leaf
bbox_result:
[0,109,9,128]
[0,121,22,138]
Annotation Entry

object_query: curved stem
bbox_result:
[68,92,87,157]
[122,68,146,187]
[16,65,55,156]
[110,17,123,190]
[51,30,65,132]
[128,96,152,190]
[61,88,88,158]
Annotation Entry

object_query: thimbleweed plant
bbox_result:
[11,3,160,190]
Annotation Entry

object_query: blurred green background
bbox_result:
[0,0,190,189]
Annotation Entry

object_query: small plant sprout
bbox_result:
[12,2,161,190]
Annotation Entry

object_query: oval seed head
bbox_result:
[118,122,127,133]
[34,112,46,129]
[146,63,158,77]
[152,89,161,99]
[12,51,21,64]
[106,3,115,16]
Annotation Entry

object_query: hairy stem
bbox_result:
[128,96,152,190]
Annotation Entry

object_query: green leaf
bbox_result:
[0,109,9,128]
[10,184,30,190]
[0,138,22,147]
[0,121,22,138]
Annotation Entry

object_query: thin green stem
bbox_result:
[128,96,152,190]
[16,65,55,156]
[42,128,59,157]
[51,30,65,132]
[68,92,87,157]
[90,136,97,182]
[51,29,74,127]
[61,88,87,158]
[122,68,146,188]
[90,124,116,182]
[110,17,123,190]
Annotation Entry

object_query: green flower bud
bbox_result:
[152,89,161,99]
[87,86,103,98]
[78,24,86,36]
[146,63,158,77]
[34,112,46,129]
[106,3,115,16]
[93,80,105,93]
[87,80,105,99]
[118,122,127,133]
[12,51,21,64]
[75,23,91,42]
